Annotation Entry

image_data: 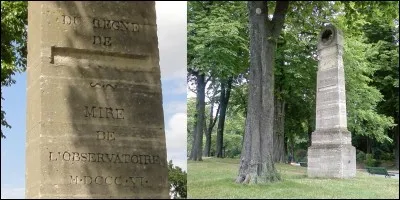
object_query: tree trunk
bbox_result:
[307,119,313,147]
[189,73,206,161]
[290,136,295,162]
[273,97,285,162]
[395,125,399,169]
[236,1,289,184]
[189,98,199,159]
[284,135,288,163]
[366,137,372,154]
[203,104,213,157]
[203,97,220,157]
[216,78,233,158]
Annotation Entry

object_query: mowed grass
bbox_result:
[188,158,399,199]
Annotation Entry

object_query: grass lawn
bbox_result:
[188,158,399,199]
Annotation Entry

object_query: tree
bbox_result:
[168,160,187,199]
[236,1,289,184]
[215,77,233,157]
[359,2,399,169]
[188,1,248,161]
[203,80,220,157]
[1,1,28,139]
[333,1,396,145]
[187,70,207,161]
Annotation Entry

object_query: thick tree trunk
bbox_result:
[216,78,233,158]
[273,97,285,162]
[236,1,289,184]
[189,73,206,161]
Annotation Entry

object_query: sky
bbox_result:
[0,1,187,198]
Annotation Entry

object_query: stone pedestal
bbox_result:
[307,25,356,178]
[26,2,168,198]
[308,129,356,178]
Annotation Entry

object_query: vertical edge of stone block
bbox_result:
[26,1,43,198]
[147,3,168,198]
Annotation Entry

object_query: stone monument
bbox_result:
[26,2,169,198]
[307,25,356,178]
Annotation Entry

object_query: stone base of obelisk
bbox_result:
[307,129,356,178]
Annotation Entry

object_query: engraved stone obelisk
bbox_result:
[26,2,169,198]
[307,25,356,178]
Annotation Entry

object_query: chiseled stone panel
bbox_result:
[26,1,168,198]
[307,25,356,178]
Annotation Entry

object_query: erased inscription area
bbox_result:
[48,13,159,188]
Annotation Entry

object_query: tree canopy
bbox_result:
[1,1,27,138]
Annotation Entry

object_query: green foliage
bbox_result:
[188,1,249,79]
[331,12,396,143]
[277,1,337,143]
[168,160,187,199]
[365,154,379,167]
[380,152,395,161]
[356,150,366,162]
[223,134,242,158]
[228,83,248,116]
[187,98,196,155]
[342,1,399,37]
[188,1,249,161]
[224,105,246,136]
[294,149,307,162]
[1,1,28,138]
[206,133,242,158]
[342,34,395,142]
[212,102,245,158]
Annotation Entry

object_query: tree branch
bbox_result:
[211,102,221,130]
[205,75,212,84]
[187,67,198,76]
[271,1,290,38]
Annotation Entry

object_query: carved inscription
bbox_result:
[49,151,161,165]
[97,130,115,141]
[93,36,112,46]
[84,106,124,119]
[62,15,80,25]
[89,82,116,89]
[57,13,156,189]
[70,175,147,186]
[60,15,141,47]
[92,18,139,32]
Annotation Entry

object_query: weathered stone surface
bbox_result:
[26,1,168,198]
[308,144,356,178]
[307,25,356,178]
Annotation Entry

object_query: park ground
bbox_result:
[188,158,399,199]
